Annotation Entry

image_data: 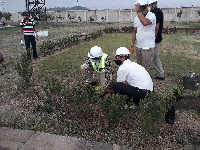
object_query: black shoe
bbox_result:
[153,76,165,80]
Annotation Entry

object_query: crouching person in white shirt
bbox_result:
[111,47,153,105]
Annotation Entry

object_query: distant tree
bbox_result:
[46,14,55,20]
[3,12,12,21]
[0,11,3,20]
[89,16,94,22]
[57,15,64,20]
[101,16,106,22]
[68,13,74,22]
[198,10,200,16]
[78,16,82,22]
[177,10,183,20]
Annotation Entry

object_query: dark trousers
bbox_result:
[113,83,149,105]
[24,35,38,59]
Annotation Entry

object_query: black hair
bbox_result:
[23,11,30,16]
[141,4,148,10]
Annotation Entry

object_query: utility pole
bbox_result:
[25,0,28,11]
[77,0,79,7]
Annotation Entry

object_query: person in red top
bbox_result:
[20,11,38,60]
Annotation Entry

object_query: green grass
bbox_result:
[0,26,19,35]
[38,33,133,86]
[38,33,199,89]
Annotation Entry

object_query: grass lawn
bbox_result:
[38,33,199,89]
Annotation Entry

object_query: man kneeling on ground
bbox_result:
[105,47,153,105]
[80,46,112,88]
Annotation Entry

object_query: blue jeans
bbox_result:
[24,35,38,59]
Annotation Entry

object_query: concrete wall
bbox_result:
[10,13,23,23]
[107,10,119,22]
[10,7,200,23]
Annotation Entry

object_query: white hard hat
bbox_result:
[135,0,149,6]
[116,47,130,56]
[149,0,157,4]
[88,46,103,58]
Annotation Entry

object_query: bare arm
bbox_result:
[137,12,152,26]
[155,23,160,37]
[135,3,152,26]
[131,27,137,48]
[34,27,38,40]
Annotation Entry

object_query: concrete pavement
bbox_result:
[0,127,130,150]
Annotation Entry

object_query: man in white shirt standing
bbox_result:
[131,0,156,71]
[112,47,153,105]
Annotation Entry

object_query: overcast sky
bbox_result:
[1,0,200,12]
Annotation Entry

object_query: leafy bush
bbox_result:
[172,26,177,34]
[103,27,119,33]
[15,53,33,86]
[44,78,63,96]
[139,92,171,131]
[167,84,183,106]
[90,31,103,39]
[123,26,134,33]
[99,94,128,125]
[0,12,12,21]
[39,36,80,56]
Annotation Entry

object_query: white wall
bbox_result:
[10,7,200,23]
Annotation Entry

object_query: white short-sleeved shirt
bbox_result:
[117,59,153,91]
[134,11,156,49]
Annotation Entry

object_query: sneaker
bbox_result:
[153,76,165,80]
[34,57,38,60]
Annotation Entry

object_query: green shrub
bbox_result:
[103,27,119,33]
[99,94,128,125]
[64,86,99,104]
[15,53,33,86]
[167,84,183,106]
[123,26,134,33]
[172,26,177,34]
[44,78,63,96]
[39,36,80,56]
[139,92,170,131]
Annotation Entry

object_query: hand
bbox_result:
[135,2,141,11]
[104,88,113,93]
[130,43,134,48]
[36,35,38,40]
[128,47,134,56]
[85,83,91,88]
[103,93,111,99]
